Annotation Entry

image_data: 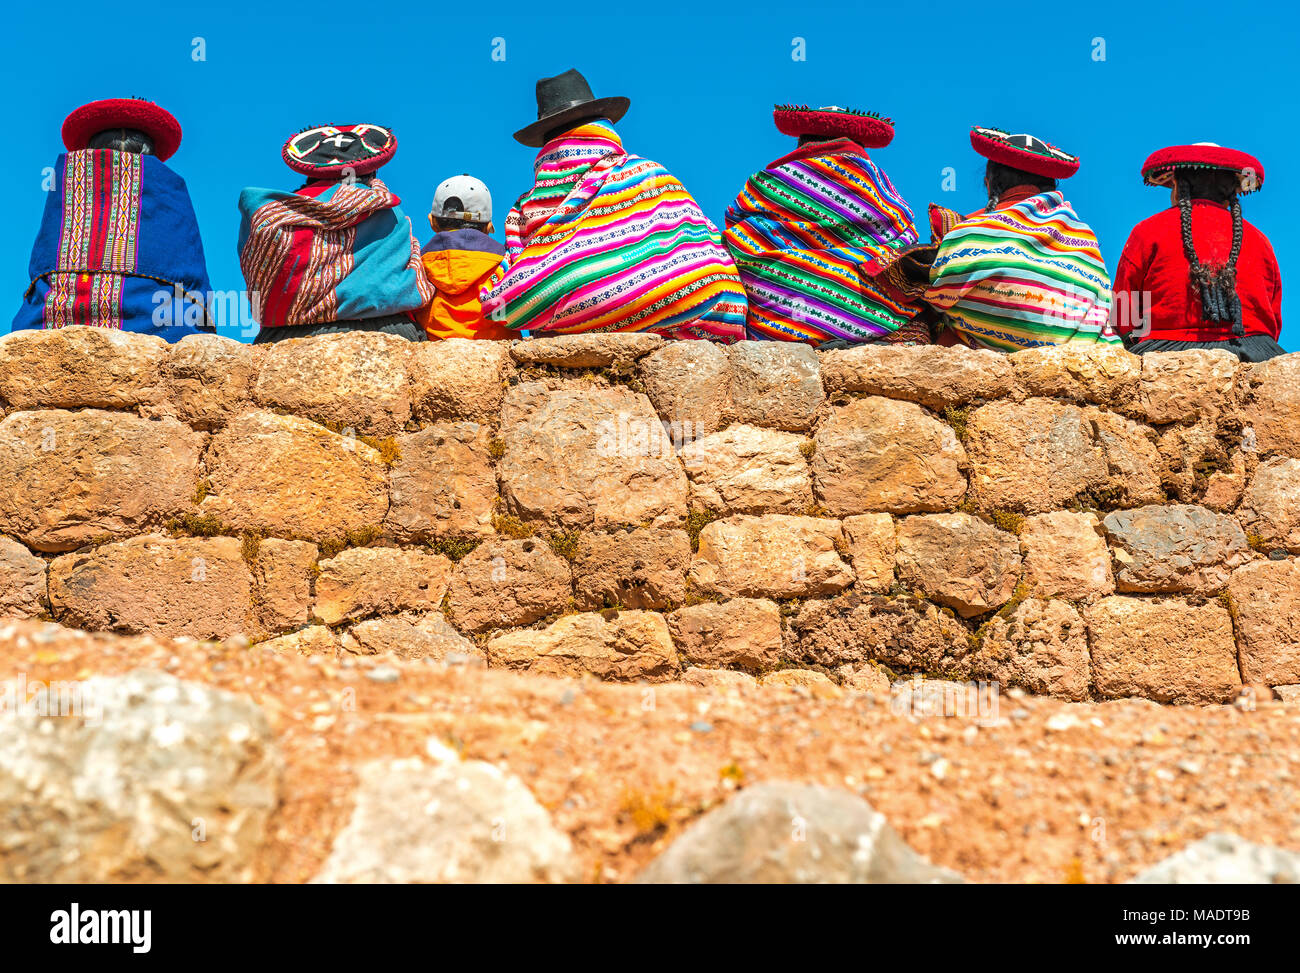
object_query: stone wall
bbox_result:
[2,325,1299,704]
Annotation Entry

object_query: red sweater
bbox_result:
[1112,200,1282,342]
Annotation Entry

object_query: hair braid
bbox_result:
[1177,179,1245,335]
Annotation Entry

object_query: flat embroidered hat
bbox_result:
[282,123,397,179]
[62,98,183,161]
[773,104,895,148]
[970,125,1080,179]
[1141,142,1264,194]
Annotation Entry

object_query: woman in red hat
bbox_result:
[1111,144,1283,361]
[924,127,1119,352]
[12,98,214,339]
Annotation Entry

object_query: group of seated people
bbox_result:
[12,70,1285,362]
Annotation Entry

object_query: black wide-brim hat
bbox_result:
[513,68,630,148]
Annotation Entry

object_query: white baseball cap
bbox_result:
[433,174,492,223]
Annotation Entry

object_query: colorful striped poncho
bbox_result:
[925,191,1119,351]
[13,150,213,340]
[237,177,433,330]
[481,120,746,340]
[724,138,922,343]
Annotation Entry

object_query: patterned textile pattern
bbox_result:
[238,178,434,329]
[481,120,746,340]
[925,191,1119,351]
[13,149,213,339]
[724,138,922,342]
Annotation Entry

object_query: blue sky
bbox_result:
[4,0,1295,346]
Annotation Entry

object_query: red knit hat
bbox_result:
[969,125,1079,179]
[62,98,182,161]
[282,124,397,179]
[774,105,895,149]
[1141,143,1264,194]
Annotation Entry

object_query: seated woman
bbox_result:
[482,69,746,341]
[925,126,1119,352]
[724,105,927,347]
[13,98,213,340]
[238,124,432,343]
[1112,143,1283,361]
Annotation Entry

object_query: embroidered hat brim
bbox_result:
[62,98,183,161]
[1141,144,1265,193]
[773,105,895,149]
[282,123,398,178]
[969,125,1080,179]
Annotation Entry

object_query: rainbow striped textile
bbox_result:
[723,138,922,343]
[481,120,746,340]
[925,191,1119,351]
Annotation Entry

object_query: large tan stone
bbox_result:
[498,383,687,529]
[409,338,512,421]
[143,334,262,429]
[1086,408,1165,506]
[511,333,662,369]
[259,625,340,655]
[680,424,812,515]
[792,593,969,674]
[254,331,411,436]
[840,513,896,592]
[964,399,1106,513]
[690,514,853,599]
[820,343,1014,409]
[48,534,254,638]
[384,422,496,542]
[637,340,734,440]
[1237,457,1300,553]
[895,513,1021,617]
[251,538,318,634]
[446,537,572,634]
[1139,349,1239,424]
[1228,561,1300,686]
[1019,511,1113,601]
[571,528,690,611]
[342,613,480,661]
[727,341,823,432]
[313,547,453,625]
[811,397,967,515]
[1243,354,1300,458]
[666,598,783,672]
[0,410,202,552]
[487,610,678,681]
[1102,504,1248,594]
[0,326,165,409]
[975,598,1090,700]
[1009,344,1142,410]
[1157,419,1246,509]
[200,410,388,543]
[1086,596,1240,703]
[0,536,46,618]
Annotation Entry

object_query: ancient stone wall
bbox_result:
[2,325,1299,704]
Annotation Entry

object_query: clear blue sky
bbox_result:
[4,0,1295,346]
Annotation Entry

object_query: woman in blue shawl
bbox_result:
[11,98,213,341]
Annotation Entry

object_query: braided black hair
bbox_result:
[1175,169,1244,335]
[87,128,155,155]
[985,160,1056,206]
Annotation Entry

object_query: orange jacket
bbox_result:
[414,234,511,340]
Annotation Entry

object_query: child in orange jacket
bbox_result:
[414,175,512,340]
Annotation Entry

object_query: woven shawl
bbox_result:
[238,177,433,329]
[925,191,1119,351]
[724,138,922,342]
[13,150,213,339]
[481,120,746,340]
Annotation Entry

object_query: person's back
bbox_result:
[1112,144,1283,361]
[925,126,1118,352]
[414,175,510,340]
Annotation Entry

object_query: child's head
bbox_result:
[430,174,494,234]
